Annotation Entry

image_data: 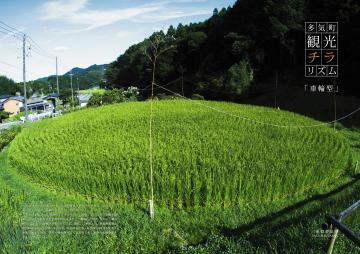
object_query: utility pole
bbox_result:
[22,34,28,119]
[56,56,59,94]
[70,72,74,109]
[77,77,80,107]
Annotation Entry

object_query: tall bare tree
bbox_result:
[144,32,175,219]
[144,32,176,98]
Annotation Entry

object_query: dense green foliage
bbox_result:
[79,88,105,95]
[105,0,360,98]
[87,87,139,107]
[0,126,21,151]
[0,75,55,98]
[45,64,108,92]
[0,76,20,95]
[0,111,10,123]
[8,100,352,208]
[0,64,108,99]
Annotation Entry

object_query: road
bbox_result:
[0,121,22,130]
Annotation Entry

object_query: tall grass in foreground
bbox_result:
[8,100,352,208]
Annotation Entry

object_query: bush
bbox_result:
[0,126,21,151]
[0,111,10,123]
[87,87,140,108]
[87,94,103,107]
[102,89,125,104]
[192,94,205,100]
[123,86,139,101]
[69,97,80,108]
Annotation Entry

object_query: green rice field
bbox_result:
[8,100,353,208]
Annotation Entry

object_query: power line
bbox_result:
[0,21,55,60]
[0,21,24,35]
[0,60,49,79]
[0,28,22,40]
[153,83,360,129]
[0,26,22,39]
[0,60,21,70]
[139,77,182,91]
[27,36,55,60]
[0,21,23,41]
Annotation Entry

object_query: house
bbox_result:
[27,97,52,112]
[0,95,12,109]
[2,96,24,115]
[44,93,60,100]
[44,93,60,109]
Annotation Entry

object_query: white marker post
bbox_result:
[149,200,154,219]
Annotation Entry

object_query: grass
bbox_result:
[0,100,359,253]
[79,88,105,95]
[8,100,353,208]
[0,148,359,253]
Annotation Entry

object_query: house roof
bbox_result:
[4,96,24,103]
[27,97,45,105]
[0,95,12,100]
[44,93,60,100]
[9,96,24,102]
[2,97,24,103]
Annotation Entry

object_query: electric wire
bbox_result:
[154,83,360,129]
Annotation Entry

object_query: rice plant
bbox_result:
[8,100,352,208]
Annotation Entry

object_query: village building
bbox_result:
[2,96,24,115]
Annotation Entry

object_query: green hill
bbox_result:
[8,100,353,208]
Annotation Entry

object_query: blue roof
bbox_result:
[9,96,24,102]
[44,93,60,99]
[0,95,12,100]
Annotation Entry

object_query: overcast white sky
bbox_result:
[0,0,235,82]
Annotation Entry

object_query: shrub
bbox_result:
[123,86,139,101]
[0,126,21,151]
[0,111,10,123]
[87,94,103,107]
[192,94,205,100]
[87,87,140,107]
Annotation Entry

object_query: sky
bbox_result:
[0,0,236,82]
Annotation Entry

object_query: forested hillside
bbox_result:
[105,0,360,100]
[0,64,107,98]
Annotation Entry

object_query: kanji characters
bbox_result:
[305,22,338,78]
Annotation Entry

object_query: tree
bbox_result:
[167,25,176,37]
[213,8,219,16]
[227,60,254,96]
[144,32,176,97]
[187,32,208,52]
[0,76,21,95]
